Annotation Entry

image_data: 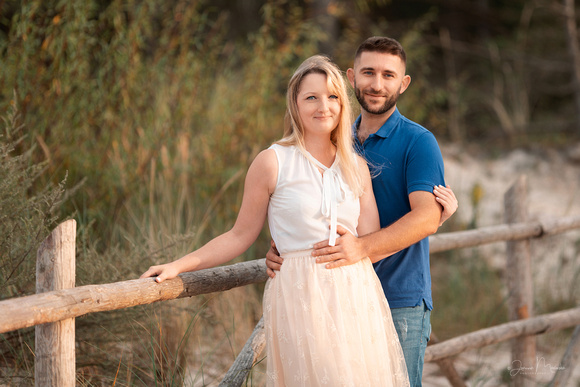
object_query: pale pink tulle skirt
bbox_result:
[263,249,410,387]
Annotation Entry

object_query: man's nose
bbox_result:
[371,75,383,91]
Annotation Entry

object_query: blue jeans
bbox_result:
[390,301,431,387]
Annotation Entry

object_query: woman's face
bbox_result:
[296,73,341,140]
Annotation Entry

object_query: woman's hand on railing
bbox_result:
[140,263,180,283]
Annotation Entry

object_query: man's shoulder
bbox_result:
[392,113,442,158]
[397,113,433,136]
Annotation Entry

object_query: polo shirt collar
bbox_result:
[353,107,402,139]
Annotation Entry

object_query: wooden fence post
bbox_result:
[220,316,266,386]
[35,220,76,387]
[504,176,535,387]
[428,333,466,387]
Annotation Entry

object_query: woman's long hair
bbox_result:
[276,55,364,197]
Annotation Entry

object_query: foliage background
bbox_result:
[1,0,579,385]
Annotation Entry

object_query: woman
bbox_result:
[142,55,418,385]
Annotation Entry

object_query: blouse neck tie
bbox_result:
[301,148,347,246]
[320,168,347,246]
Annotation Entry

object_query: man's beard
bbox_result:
[354,81,400,115]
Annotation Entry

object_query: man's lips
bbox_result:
[366,93,386,98]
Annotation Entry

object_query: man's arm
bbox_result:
[313,190,441,268]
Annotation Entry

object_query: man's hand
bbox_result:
[265,240,283,278]
[312,225,368,269]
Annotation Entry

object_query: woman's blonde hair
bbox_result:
[276,55,364,197]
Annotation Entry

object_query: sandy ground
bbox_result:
[421,143,580,387]
[423,341,580,386]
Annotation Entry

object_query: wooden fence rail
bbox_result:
[0,258,268,334]
[424,307,580,362]
[2,176,580,386]
[2,215,579,334]
[429,215,580,253]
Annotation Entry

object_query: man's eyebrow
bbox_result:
[359,66,396,75]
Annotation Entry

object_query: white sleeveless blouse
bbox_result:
[267,144,360,254]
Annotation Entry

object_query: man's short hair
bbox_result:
[354,36,406,65]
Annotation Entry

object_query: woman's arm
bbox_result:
[141,149,278,282]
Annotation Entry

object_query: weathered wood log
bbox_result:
[0,259,268,334]
[504,176,535,387]
[541,215,580,235]
[548,325,580,387]
[429,215,580,253]
[35,219,76,387]
[425,307,580,362]
[219,316,266,386]
[428,332,466,387]
[429,222,542,253]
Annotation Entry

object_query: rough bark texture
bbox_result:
[504,176,535,387]
[219,316,266,386]
[35,220,76,387]
[1,258,267,334]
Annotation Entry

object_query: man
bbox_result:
[267,37,456,386]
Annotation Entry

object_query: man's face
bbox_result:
[348,51,410,115]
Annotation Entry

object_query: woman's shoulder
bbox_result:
[268,143,297,153]
[248,148,279,194]
[253,147,278,168]
[268,143,300,163]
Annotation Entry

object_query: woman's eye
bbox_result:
[329,95,339,99]
[306,96,316,100]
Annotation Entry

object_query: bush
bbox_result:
[0,98,65,300]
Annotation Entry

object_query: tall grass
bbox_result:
[0,0,323,384]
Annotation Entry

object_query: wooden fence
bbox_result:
[1,175,580,386]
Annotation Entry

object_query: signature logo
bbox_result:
[508,357,565,376]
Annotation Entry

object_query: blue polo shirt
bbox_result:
[353,108,445,310]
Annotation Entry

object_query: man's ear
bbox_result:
[400,74,411,95]
[346,68,355,87]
